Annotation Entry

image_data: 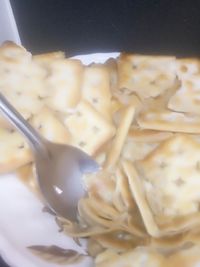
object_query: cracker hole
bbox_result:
[16,91,22,96]
[8,128,15,134]
[3,68,10,74]
[79,141,86,147]
[18,143,25,149]
[92,98,99,104]
[132,64,137,69]
[92,126,100,134]
[38,124,43,130]
[150,80,156,85]
[27,116,33,123]
[160,162,167,169]
[119,87,132,95]
[196,161,200,171]
[174,177,185,187]
[38,95,45,100]
[180,65,188,73]
[178,148,184,155]
[76,111,82,117]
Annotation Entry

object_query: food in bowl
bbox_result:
[1,41,200,266]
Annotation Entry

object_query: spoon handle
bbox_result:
[0,93,47,155]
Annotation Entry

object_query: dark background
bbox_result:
[9,0,200,57]
[1,0,200,266]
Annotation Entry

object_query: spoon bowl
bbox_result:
[35,141,99,220]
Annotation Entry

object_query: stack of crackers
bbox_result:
[1,42,200,266]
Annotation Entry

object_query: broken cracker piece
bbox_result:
[117,53,176,100]
[168,75,200,115]
[104,105,135,168]
[175,57,200,80]
[137,109,200,133]
[127,126,173,143]
[122,159,160,237]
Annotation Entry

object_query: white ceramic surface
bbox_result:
[0,0,21,45]
[0,52,119,267]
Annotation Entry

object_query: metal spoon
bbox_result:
[0,93,99,221]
